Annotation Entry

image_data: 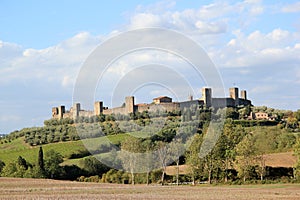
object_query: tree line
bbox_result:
[1,106,300,185]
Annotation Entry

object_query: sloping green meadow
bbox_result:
[0,134,129,165]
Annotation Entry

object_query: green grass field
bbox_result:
[0,134,129,165]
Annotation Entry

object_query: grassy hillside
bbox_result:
[0,134,129,165]
[0,125,297,169]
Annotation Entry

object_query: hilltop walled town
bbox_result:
[52,87,252,120]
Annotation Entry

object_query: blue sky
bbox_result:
[1,0,300,134]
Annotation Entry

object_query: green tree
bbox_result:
[226,108,239,120]
[286,116,298,129]
[1,162,17,177]
[119,137,143,185]
[156,141,169,185]
[0,161,26,178]
[80,157,110,176]
[17,156,28,170]
[38,146,44,171]
[200,123,224,184]
[141,139,156,185]
[294,110,300,122]
[222,122,246,182]
[44,149,64,179]
[253,129,274,181]
[236,134,256,182]
[169,139,185,185]
[293,138,300,179]
[24,165,46,178]
[0,160,5,174]
[238,105,251,119]
[185,134,204,185]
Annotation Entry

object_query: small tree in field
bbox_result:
[0,160,5,174]
[141,139,156,185]
[169,139,185,186]
[119,137,142,185]
[186,134,203,185]
[38,146,44,171]
[156,141,169,185]
[293,138,300,179]
[44,149,63,179]
[236,134,256,182]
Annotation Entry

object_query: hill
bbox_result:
[0,134,129,164]
[1,107,300,184]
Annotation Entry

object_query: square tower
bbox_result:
[229,87,239,100]
[125,96,135,114]
[52,107,58,118]
[94,101,103,115]
[229,87,239,106]
[240,90,247,100]
[202,88,212,107]
[73,103,81,118]
[58,106,65,119]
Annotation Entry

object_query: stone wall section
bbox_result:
[52,87,252,119]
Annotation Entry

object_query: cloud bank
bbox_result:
[1,0,300,133]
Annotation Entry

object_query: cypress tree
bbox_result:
[38,146,44,171]
[17,156,28,170]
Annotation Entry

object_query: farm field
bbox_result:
[0,178,300,200]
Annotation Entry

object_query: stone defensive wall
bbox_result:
[136,102,180,113]
[51,87,252,120]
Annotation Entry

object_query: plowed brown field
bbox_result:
[1,178,300,200]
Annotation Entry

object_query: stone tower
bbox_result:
[229,87,239,100]
[125,96,135,114]
[229,87,239,106]
[202,88,212,107]
[58,106,65,119]
[94,101,103,115]
[240,90,247,100]
[73,103,80,118]
[52,107,58,118]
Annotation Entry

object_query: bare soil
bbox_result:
[1,178,300,200]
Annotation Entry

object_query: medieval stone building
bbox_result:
[52,87,252,119]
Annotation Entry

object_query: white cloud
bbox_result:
[128,1,248,34]
[268,29,290,41]
[62,75,74,88]
[107,60,130,76]
[130,13,163,28]
[281,2,300,13]
[195,20,227,34]
[128,11,228,37]
[1,0,300,134]
[0,32,102,85]
[0,40,23,60]
[214,28,300,68]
